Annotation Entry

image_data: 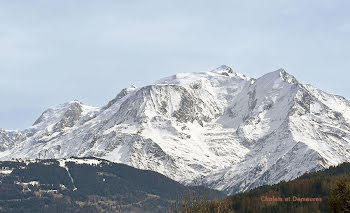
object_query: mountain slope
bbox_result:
[1,65,350,195]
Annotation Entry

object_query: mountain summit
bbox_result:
[1,66,350,195]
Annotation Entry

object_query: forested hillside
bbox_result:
[171,163,350,213]
[0,157,223,213]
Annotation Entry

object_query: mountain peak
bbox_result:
[102,86,138,110]
[260,68,298,84]
[67,100,83,106]
[211,65,234,75]
[279,69,298,84]
[218,65,233,71]
[210,65,251,81]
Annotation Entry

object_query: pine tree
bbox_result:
[328,176,350,213]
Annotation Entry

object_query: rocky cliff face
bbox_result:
[1,65,350,195]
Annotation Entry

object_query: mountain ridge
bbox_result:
[1,65,350,195]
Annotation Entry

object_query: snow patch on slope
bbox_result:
[1,66,350,195]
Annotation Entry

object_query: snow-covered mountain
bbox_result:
[1,65,350,195]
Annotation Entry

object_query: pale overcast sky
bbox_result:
[1,0,350,129]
